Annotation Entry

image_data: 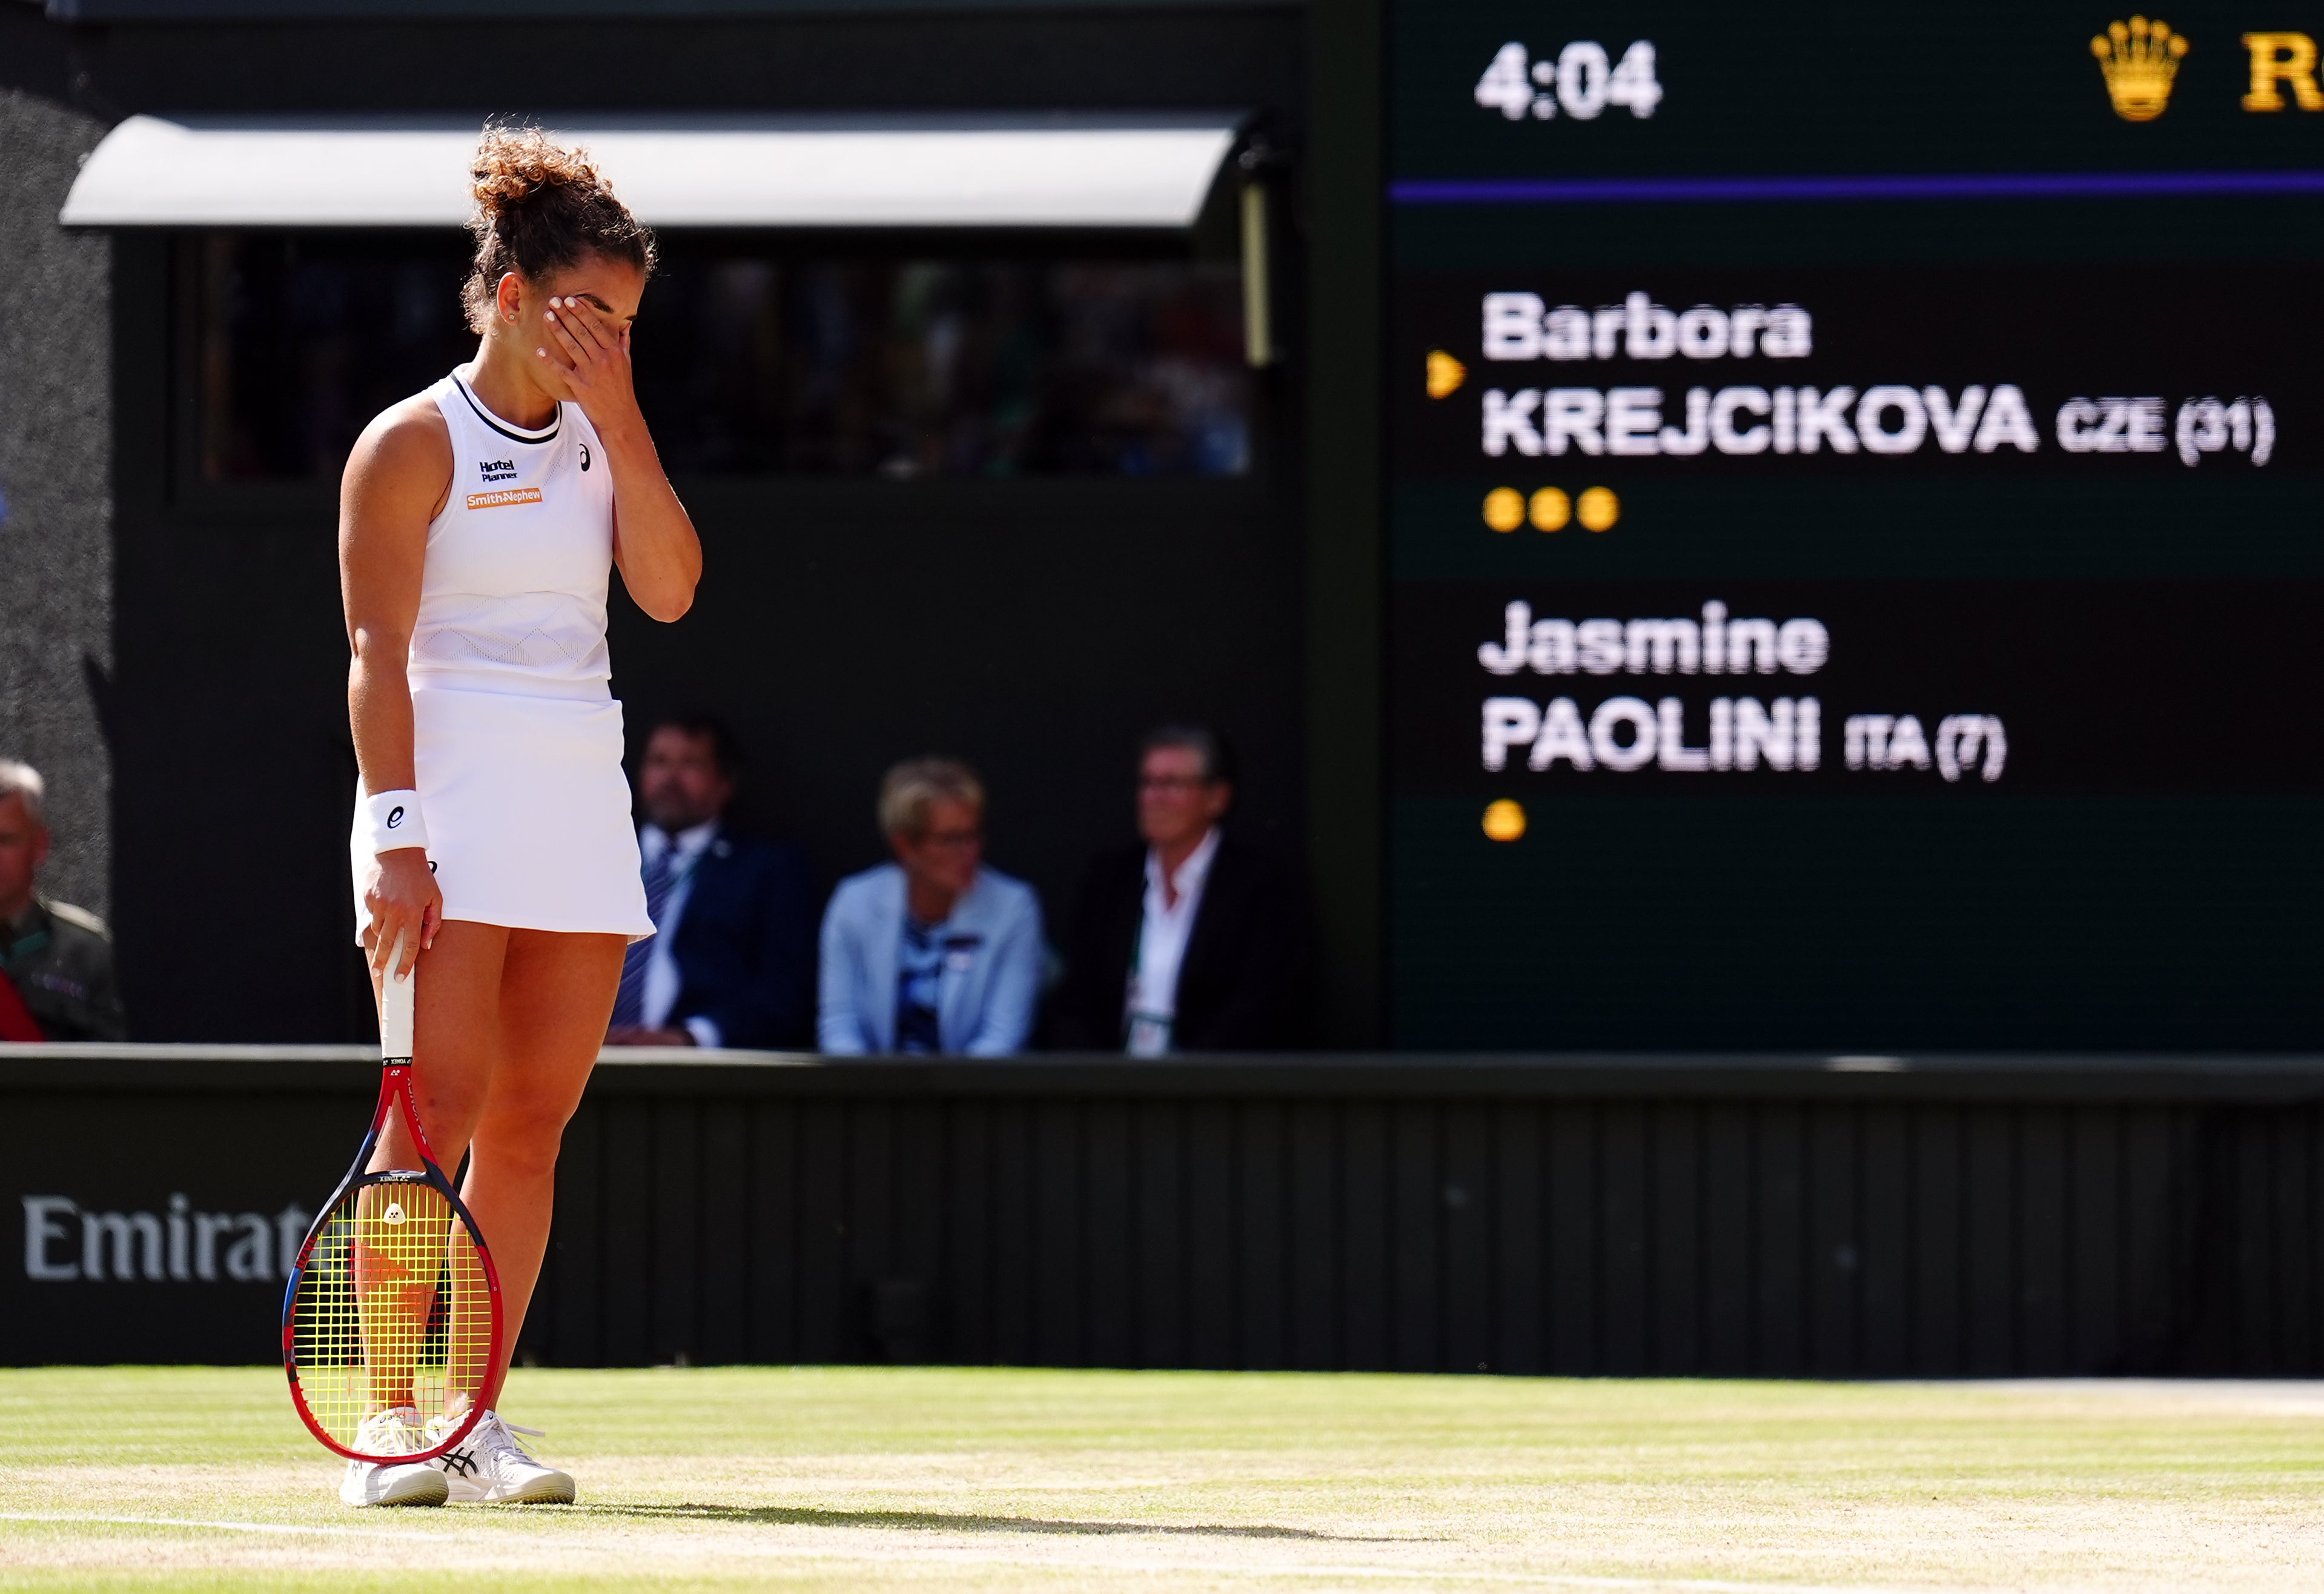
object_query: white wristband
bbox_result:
[362,789,428,855]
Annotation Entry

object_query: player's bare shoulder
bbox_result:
[342,389,455,522]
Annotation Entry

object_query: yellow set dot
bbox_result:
[1481,799,1527,842]
[1481,487,1619,533]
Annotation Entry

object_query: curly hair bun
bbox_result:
[462,122,656,333]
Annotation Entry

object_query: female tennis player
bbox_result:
[337,125,698,1508]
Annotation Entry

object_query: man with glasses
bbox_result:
[817,756,1044,1055]
[1052,726,1312,1055]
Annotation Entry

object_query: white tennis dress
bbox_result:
[349,369,653,943]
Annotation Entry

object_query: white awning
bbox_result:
[59,114,1245,229]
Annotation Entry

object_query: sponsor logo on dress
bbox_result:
[465,488,544,510]
[478,458,518,483]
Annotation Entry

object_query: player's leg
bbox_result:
[460,927,624,1398]
[425,926,623,1504]
[369,919,512,1175]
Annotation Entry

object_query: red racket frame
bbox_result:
[281,1054,504,1464]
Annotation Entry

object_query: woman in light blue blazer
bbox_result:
[818,757,1044,1055]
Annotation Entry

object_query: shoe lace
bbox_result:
[421,1406,482,1448]
[479,1412,548,1464]
[359,1407,425,1456]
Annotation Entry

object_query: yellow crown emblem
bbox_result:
[2091,16,2190,121]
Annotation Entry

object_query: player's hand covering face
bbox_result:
[530,270,645,433]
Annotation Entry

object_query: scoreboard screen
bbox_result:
[1385,3,2324,1049]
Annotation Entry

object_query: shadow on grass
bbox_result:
[588,1503,1414,1543]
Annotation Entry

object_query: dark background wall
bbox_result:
[1300,0,1383,1046]
[535,1060,2324,1376]
[0,1,1319,1040]
[0,71,111,922]
[10,1051,2324,1376]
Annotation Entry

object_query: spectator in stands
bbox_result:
[606,716,816,1050]
[1051,725,1312,1054]
[0,760,126,1043]
[818,757,1042,1055]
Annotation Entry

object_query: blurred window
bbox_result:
[187,233,1253,482]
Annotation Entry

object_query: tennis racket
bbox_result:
[282,932,502,1462]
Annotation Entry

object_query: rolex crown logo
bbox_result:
[2091,15,2190,121]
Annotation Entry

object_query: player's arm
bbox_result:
[534,294,701,623]
[341,399,453,979]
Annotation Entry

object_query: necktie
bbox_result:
[609,845,678,1028]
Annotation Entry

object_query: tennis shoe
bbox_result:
[339,1407,449,1508]
[428,1410,575,1504]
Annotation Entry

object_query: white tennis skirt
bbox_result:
[349,686,652,944]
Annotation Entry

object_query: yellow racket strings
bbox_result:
[290,1182,491,1450]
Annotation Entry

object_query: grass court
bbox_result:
[1,1366,2320,1591]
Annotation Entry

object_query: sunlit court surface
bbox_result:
[2,1369,2321,1592]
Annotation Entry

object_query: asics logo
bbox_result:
[385,806,405,829]
[579,442,592,471]
[439,1449,479,1477]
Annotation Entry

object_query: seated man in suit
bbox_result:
[818,757,1043,1056]
[1052,725,1313,1054]
[606,716,816,1050]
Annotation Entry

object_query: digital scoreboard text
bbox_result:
[1385,2,2324,1049]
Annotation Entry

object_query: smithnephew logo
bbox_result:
[21,1194,310,1283]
